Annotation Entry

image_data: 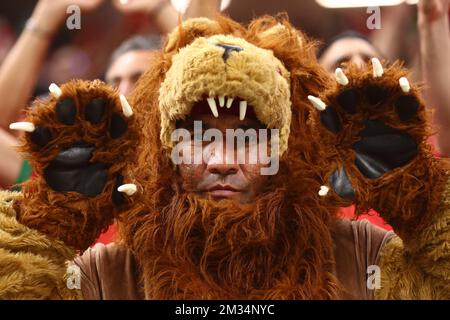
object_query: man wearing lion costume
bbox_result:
[0,14,449,300]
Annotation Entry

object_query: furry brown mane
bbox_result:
[119,14,342,299]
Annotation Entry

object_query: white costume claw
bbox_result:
[399,77,410,93]
[49,83,62,98]
[207,97,219,118]
[307,95,327,111]
[120,94,134,117]
[219,96,225,107]
[371,58,384,78]
[318,185,329,197]
[117,183,137,196]
[226,97,234,109]
[9,122,35,132]
[239,100,247,121]
[335,68,349,86]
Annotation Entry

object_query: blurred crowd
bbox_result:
[0,0,448,200]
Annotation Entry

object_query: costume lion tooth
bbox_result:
[318,185,329,197]
[307,95,327,111]
[226,97,234,109]
[9,122,35,132]
[219,96,225,107]
[117,183,137,196]
[120,94,134,117]
[48,83,62,98]
[335,68,349,86]
[371,58,384,78]
[207,97,219,118]
[399,77,410,93]
[239,100,247,120]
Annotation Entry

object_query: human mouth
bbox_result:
[205,184,240,198]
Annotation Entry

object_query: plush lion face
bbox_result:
[159,30,291,155]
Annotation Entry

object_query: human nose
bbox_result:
[205,143,239,176]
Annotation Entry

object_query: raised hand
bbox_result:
[10,80,138,250]
[310,59,449,238]
[112,0,170,15]
[30,0,105,33]
[418,0,449,22]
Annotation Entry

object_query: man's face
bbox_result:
[177,112,271,204]
[105,50,155,96]
[319,38,380,72]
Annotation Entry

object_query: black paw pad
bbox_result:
[30,126,52,148]
[337,89,359,114]
[85,98,106,124]
[52,142,95,167]
[55,99,77,125]
[110,113,128,139]
[78,164,108,196]
[359,119,401,137]
[330,167,355,200]
[366,86,387,105]
[112,174,125,205]
[320,106,342,133]
[354,119,418,171]
[44,162,108,197]
[354,153,391,179]
[395,95,419,122]
[354,134,417,156]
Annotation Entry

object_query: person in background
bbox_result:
[317,31,383,72]
[105,35,161,96]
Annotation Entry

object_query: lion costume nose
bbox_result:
[216,44,243,61]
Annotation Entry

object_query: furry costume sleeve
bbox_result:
[376,184,450,299]
[0,191,81,299]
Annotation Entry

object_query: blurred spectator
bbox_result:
[317,31,383,72]
[106,35,161,96]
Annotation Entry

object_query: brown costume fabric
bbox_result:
[315,62,450,241]
[15,80,140,251]
[376,176,450,299]
[75,219,395,300]
[0,191,81,299]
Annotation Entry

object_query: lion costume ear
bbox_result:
[250,16,332,99]
[164,18,223,53]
